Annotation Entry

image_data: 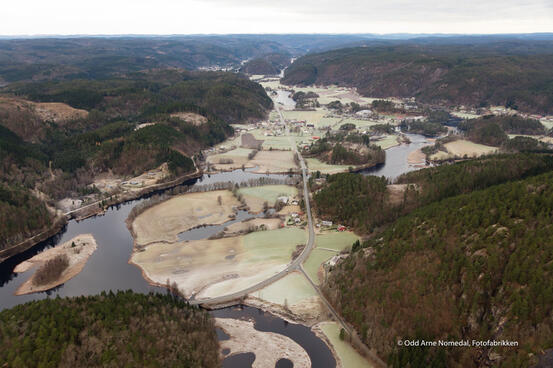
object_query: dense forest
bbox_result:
[0,37,294,83]
[0,70,272,252]
[323,171,553,367]
[313,154,553,233]
[282,45,553,113]
[400,120,448,137]
[459,115,546,147]
[0,291,220,368]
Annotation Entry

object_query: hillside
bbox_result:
[458,115,546,147]
[240,53,291,75]
[0,291,219,368]
[313,154,553,233]
[323,170,553,367]
[0,70,272,254]
[0,36,291,83]
[282,45,553,114]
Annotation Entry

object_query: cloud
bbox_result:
[0,0,551,35]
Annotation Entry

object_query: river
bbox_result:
[362,133,431,180]
[0,136,428,367]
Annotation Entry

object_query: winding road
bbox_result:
[189,107,315,306]
[192,102,386,367]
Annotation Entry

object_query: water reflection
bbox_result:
[362,133,431,180]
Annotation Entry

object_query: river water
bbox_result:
[0,135,429,367]
[362,133,431,181]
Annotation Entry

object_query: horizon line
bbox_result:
[1,32,553,39]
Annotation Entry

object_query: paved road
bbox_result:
[190,106,315,305]
[191,104,387,367]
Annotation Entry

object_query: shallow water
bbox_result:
[214,305,336,368]
[177,210,262,242]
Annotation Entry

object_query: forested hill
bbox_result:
[4,70,272,124]
[282,44,553,114]
[0,291,220,368]
[313,154,553,233]
[323,170,553,367]
[0,70,272,253]
[240,53,291,75]
[0,37,288,83]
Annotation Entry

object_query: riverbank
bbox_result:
[68,169,203,221]
[0,170,203,265]
[0,216,67,264]
[216,317,311,368]
[14,234,97,295]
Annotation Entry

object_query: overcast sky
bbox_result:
[2,0,552,35]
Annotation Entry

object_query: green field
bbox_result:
[306,158,349,174]
[316,231,359,252]
[303,231,359,284]
[249,128,295,150]
[372,134,399,149]
[244,227,307,263]
[340,118,381,130]
[303,248,335,284]
[320,322,371,368]
[282,109,328,125]
[252,271,318,306]
[238,185,298,204]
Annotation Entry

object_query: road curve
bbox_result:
[190,106,315,306]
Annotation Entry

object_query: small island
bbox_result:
[14,234,97,295]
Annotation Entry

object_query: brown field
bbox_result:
[407,149,427,166]
[224,218,282,235]
[431,139,498,160]
[132,190,240,245]
[241,133,264,149]
[249,150,297,173]
[206,148,255,171]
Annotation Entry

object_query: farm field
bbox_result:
[303,249,335,284]
[372,134,399,149]
[306,158,349,174]
[318,322,373,368]
[249,129,295,150]
[282,109,328,125]
[430,139,497,160]
[303,231,359,284]
[132,190,240,245]
[131,227,307,299]
[339,118,382,131]
[315,231,358,252]
[237,185,298,213]
[260,81,375,105]
[251,271,317,306]
[508,134,553,145]
[224,218,282,235]
[248,150,297,173]
[207,147,255,170]
[250,271,324,319]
